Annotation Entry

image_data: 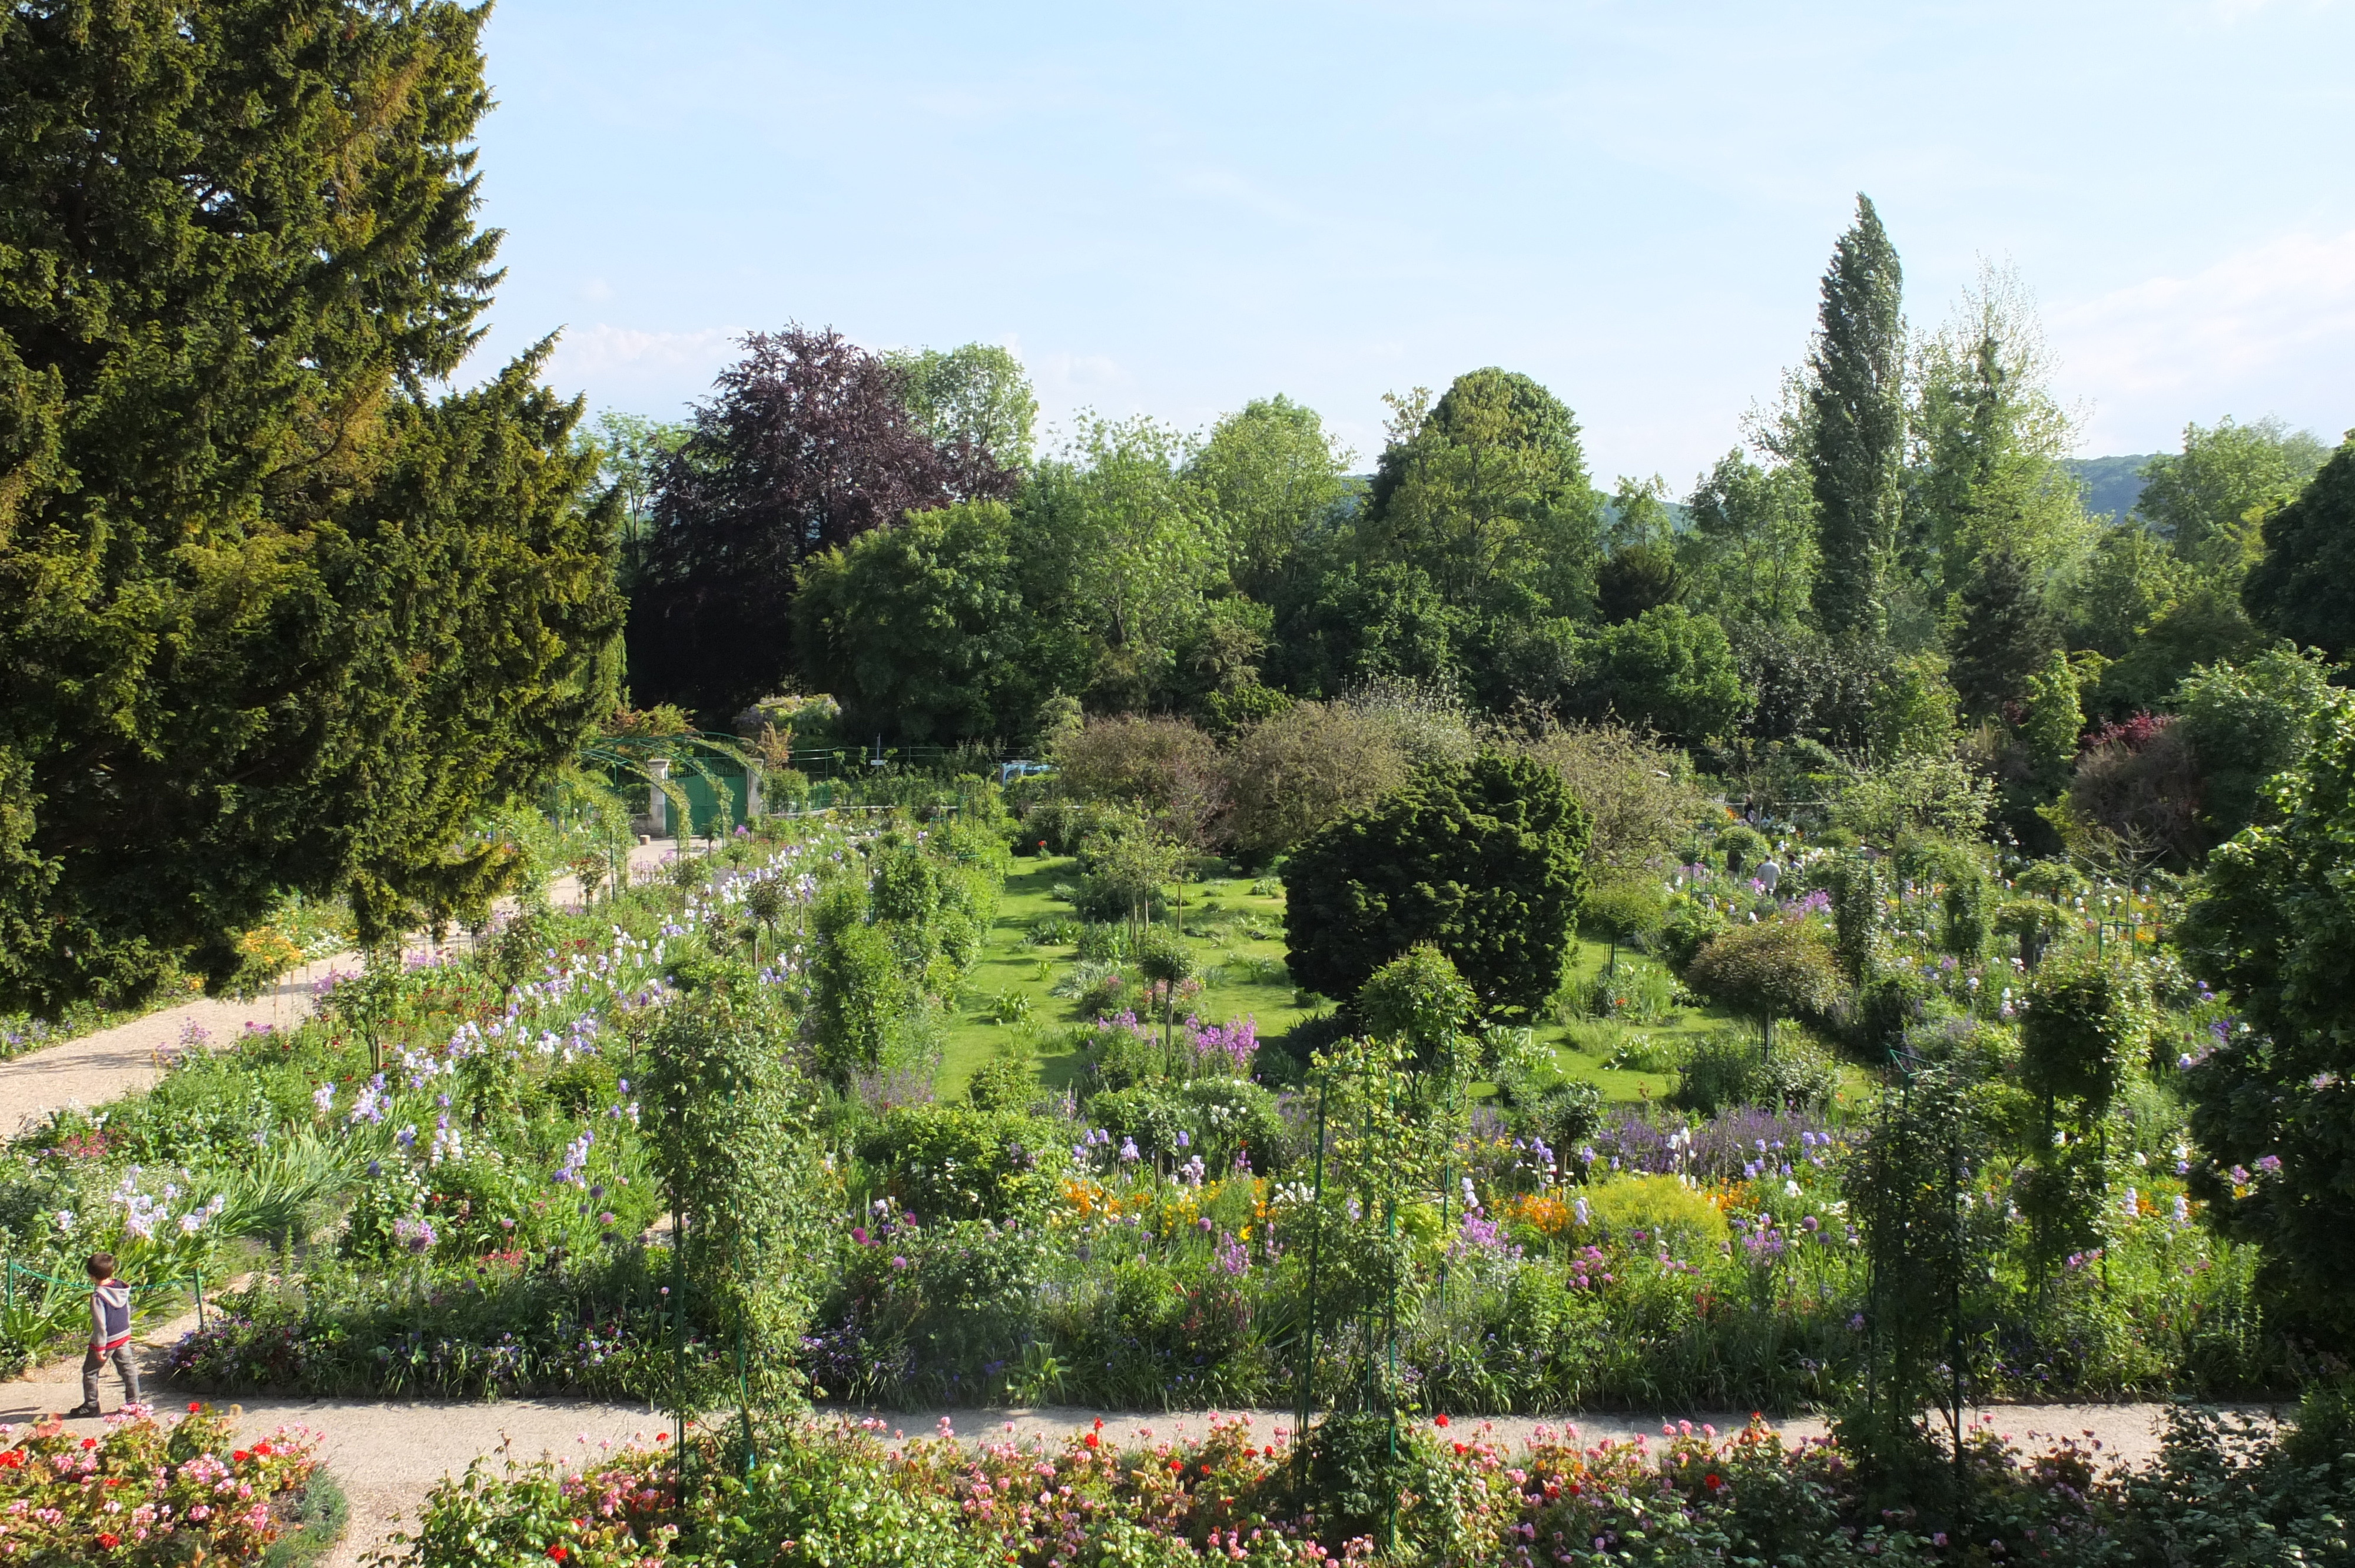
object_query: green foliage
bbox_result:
[1355,944,1477,1067]
[1838,1064,2005,1501]
[1221,701,1414,861]
[2178,690,2355,1341]
[644,983,825,1410]
[1683,918,1846,1031]
[1283,752,1590,1018]
[1358,370,1601,624]
[1683,452,1818,624]
[1714,824,1770,874]
[0,3,625,1009]
[2142,416,2331,572]
[2243,432,2355,659]
[1186,394,1352,601]
[2173,646,2340,845]
[793,501,1077,745]
[1673,1028,1836,1116]
[2020,952,2151,1114]
[1086,1078,1288,1172]
[1807,195,1908,642]
[860,1105,1070,1222]
[886,342,1039,471]
[1576,604,1752,742]
[1823,852,1886,978]
[809,883,917,1084]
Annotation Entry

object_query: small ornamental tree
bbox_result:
[1356,944,1478,1075]
[1839,1062,2004,1513]
[1684,917,1846,1053]
[2016,951,2151,1286]
[2178,692,2355,1341]
[644,978,824,1409]
[1283,752,1590,1019]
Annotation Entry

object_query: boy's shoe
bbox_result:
[62,1403,100,1418]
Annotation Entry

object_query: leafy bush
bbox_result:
[1222,700,1414,861]
[1583,1174,1731,1248]
[1284,751,1590,1018]
[858,1105,1071,1222]
[1684,916,1846,1033]
[1673,1029,1837,1116]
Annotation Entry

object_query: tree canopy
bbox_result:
[0,0,621,1011]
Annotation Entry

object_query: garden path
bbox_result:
[0,838,707,1135]
[4,1317,2263,1568]
[828,1398,2265,1474]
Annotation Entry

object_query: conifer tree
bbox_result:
[0,3,623,1011]
[1807,196,1907,643]
[1948,548,2059,717]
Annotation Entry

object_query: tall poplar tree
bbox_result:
[1807,195,1907,643]
[0,2,623,1012]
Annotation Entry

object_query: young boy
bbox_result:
[63,1253,140,1418]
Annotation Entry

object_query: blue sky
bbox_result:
[464,0,2355,485]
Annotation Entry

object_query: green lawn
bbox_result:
[938,856,1314,1095]
[940,859,1872,1114]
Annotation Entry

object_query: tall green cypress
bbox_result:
[1807,195,1907,643]
[0,4,622,1011]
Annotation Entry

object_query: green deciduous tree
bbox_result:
[2140,416,2330,573]
[1573,605,1752,743]
[1019,415,1225,712]
[1358,371,1602,622]
[2178,692,2355,1342]
[792,500,1083,746]
[1683,451,1816,624]
[0,2,623,1012]
[2172,646,2340,846]
[1905,265,2091,607]
[1684,917,1846,1050]
[2243,433,2355,660]
[1807,195,1908,643]
[885,342,1039,475]
[1283,752,1590,1019]
[1186,395,1352,601]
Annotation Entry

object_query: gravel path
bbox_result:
[7,1317,2254,1568]
[0,839,706,1137]
[822,1397,2261,1473]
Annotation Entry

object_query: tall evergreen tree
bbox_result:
[1806,195,1907,643]
[0,2,623,1012]
[1948,548,2060,717]
[2243,434,2355,660]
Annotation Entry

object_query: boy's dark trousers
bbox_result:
[82,1342,140,1409]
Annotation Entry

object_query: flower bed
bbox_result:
[378,1401,2355,1568]
[0,1404,323,1564]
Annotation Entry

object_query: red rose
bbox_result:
[233,1449,251,1462]
[548,1547,569,1562]
[1433,1414,1450,1428]
[97,1534,120,1550]
[1704,1473,1723,1491]
[81,1438,95,1450]
[1083,1432,1099,1449]
[187,1401,203,1413]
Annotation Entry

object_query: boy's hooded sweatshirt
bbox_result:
[89,1278,131,1351]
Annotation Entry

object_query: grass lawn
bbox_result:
[938,855,1313,1096]
[938,857,1875,1118]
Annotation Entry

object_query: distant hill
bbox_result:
[2063,454,2161,523]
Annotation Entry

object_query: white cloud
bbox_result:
[547,323,741,383]
[2051,228,2355,447]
